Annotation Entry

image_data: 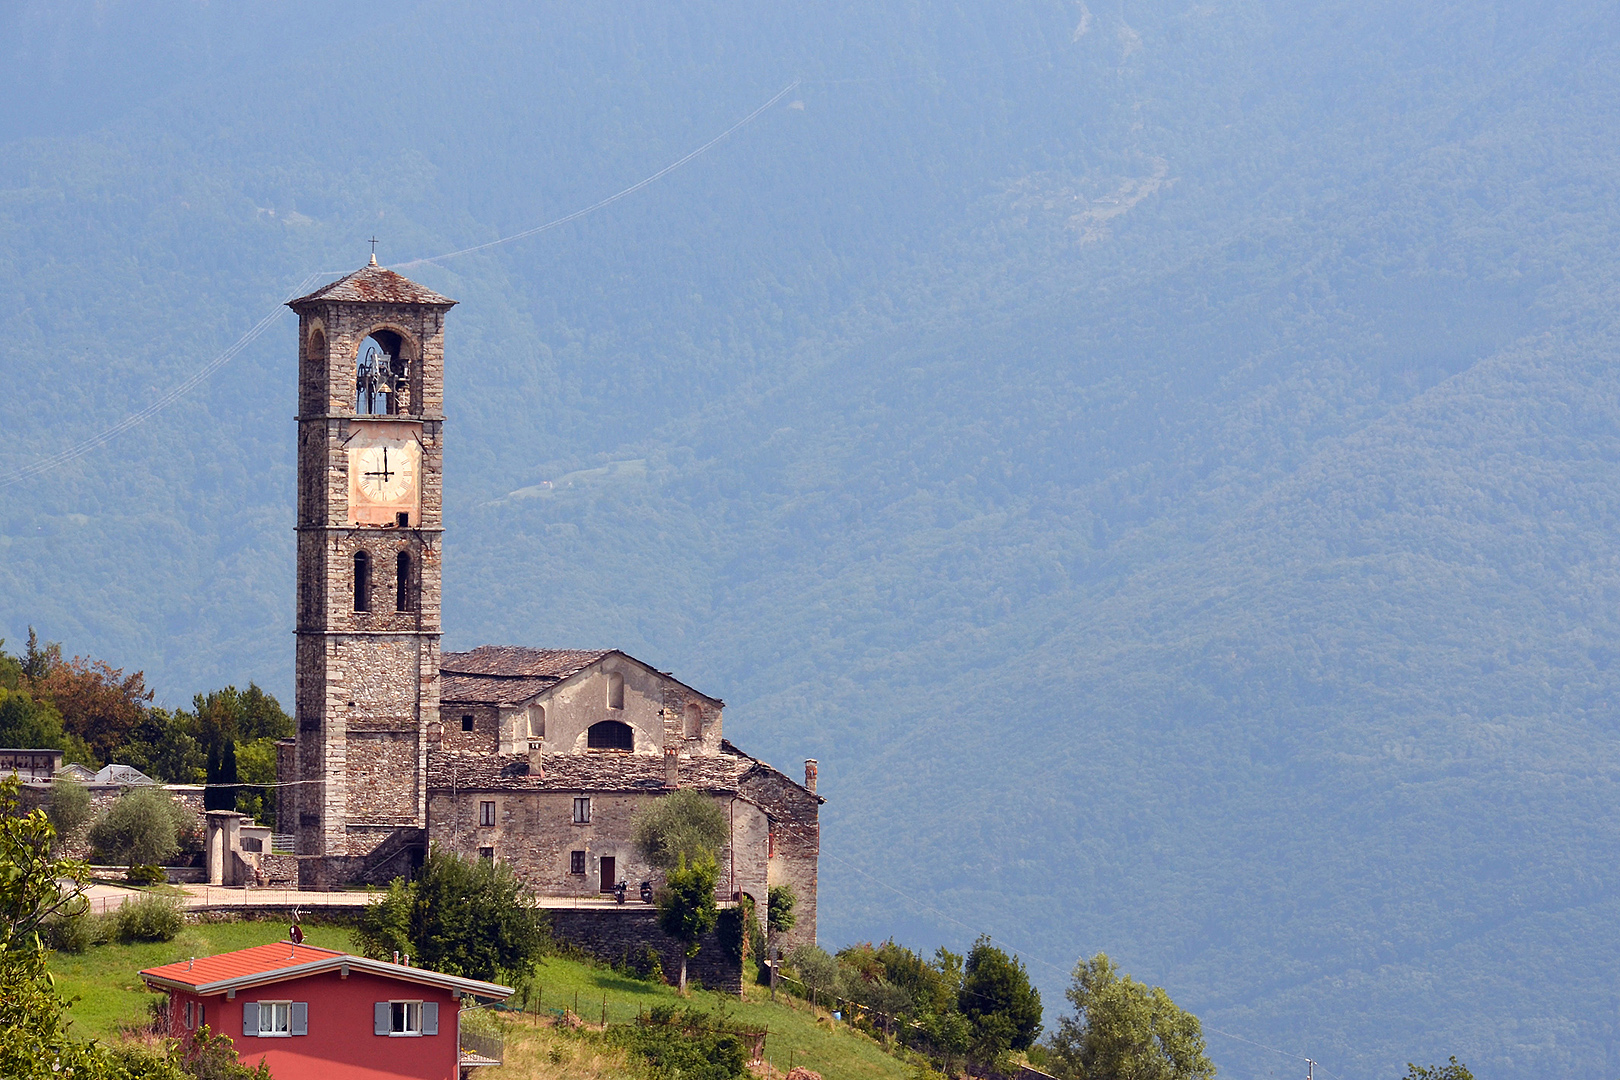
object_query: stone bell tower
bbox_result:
[285,257,454,885]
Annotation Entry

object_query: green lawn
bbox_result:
[51,921,357,1042]
[52,931,914,1080]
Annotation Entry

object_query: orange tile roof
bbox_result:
[141,942,344,989]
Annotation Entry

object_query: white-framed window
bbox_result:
[259,1001,292,1036]
[391,1001,422,1035]
[183,1000,203,1030]
[479,800,495,827]
[374,1000,438,1037]
[573,797,591,824]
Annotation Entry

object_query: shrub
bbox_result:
[42,910,94,953]
[125,863,166,886]
[610,1008,750,1080]
[114,894,183,943]
[616,943,665,984]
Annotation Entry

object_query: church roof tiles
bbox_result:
[288,264,456,307]
[440,647,612,705]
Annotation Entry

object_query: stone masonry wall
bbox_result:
[547,907,741,994]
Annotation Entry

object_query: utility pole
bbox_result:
[1307,1060,1316,1080]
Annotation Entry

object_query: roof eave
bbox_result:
[139,954,513,1000]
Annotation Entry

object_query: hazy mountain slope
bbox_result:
[5,1,1620,1075]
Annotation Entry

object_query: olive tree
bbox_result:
[632,788,727,871]
[86,786,190,868]
[655,856,719,993]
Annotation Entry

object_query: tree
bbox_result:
[655,855,719,993]
[45,781,91,847]
[0,775,104,1080]
[118,707,204,785]
[1048,953,1214,1080]
[1404,1059,1473,1080]
[789,943,840,1009]
[632,788,728,871]
[356,846,548,984]
[767,883,797,938]
[30,651,153,765]
[0,688,67,750]
[959,936,1042,1068]
[87,786,190,868]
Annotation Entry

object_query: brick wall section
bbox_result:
[546,907,741,994]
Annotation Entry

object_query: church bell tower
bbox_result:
[287,257,454,882]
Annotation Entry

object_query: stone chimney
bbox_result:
[527,740,544,779]
[664,745,679,788]
[804,759,818,794]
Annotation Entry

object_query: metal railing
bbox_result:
[270,835,296,853]
[458,1029,503,1064]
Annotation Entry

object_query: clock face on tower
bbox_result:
[348,439,421,524]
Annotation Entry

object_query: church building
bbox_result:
[275,259,820,952]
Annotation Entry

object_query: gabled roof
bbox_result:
[139,942,512,1000]
[94,763,156,786]
[439,646,722,708]
[288,263,456,307]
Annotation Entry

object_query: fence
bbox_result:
[271,834,296,854]
[458,1028,503,1064]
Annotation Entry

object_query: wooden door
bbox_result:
[600,856,616,892]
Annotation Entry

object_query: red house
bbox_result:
[139,942,512,1080]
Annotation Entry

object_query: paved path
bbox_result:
[82,881,664,914]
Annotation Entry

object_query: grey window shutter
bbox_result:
[422,1001,438,1036]
[241,1003,258,1037]
[290,1002,308,1036]
[374,1002,390,1036]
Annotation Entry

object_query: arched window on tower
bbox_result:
[396,551,413,612]
[353,551,371,612]
[606,672,624,710]
[684,703,702,740]
[356,329,408,415]
[587,720,633,750]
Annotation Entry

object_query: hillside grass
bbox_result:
[51,929,915,1080]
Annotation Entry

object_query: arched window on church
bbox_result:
[396,551,413,612]
[527,704,545,739]
[353,551,371,612]
[606,672,624,710]
[587,720,633,751]
[684,703,702,739]
[356,329,408,415]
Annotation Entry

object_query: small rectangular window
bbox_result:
[569,850,586,874]
[259,1001,292,1036]
[461,714,474,732]
[479,801,495,827]
[573,797,591,824]
[390,1001,422,1036]
[478,846,494,862]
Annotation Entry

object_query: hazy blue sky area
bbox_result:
[4,2,1620,1075]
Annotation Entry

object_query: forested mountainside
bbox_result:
[5,1,1620,1074]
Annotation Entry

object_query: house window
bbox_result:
[391,1001,422,1035]
[573,797,591,824]
[479,801,495,827]
[478,846,494,862]
[184,1001,203,1030]
[527,704,545,738]
[606,671,624,710]
[570,850,586,875]
[586,720,633,750]
[259,1001,291,1036]
[684,703,702,739]
[461,714,474,732]
[353,551,371,612]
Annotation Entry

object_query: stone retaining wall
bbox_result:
[546,906,741,995]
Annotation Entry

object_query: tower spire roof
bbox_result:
[289,263,455,308]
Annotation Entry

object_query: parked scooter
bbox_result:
[639,880,654,903]
[612,881,628,903]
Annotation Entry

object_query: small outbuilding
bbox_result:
[139,942,512,1080]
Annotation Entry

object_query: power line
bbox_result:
[0,81,799,489]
